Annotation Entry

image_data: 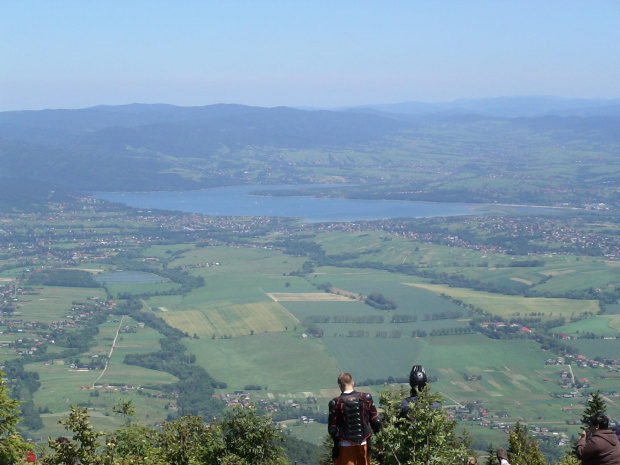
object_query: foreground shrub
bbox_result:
[40,404,288,465]
[373,385,471,465]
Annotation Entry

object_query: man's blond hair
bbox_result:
[337,372,354,391]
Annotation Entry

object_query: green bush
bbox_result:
[373,385,471,465]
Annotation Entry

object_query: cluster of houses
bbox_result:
[0,203,291,277]
[545,354,620,371]
[446,402,574,445]
[0,290,117,357]
[220,391,253,409]
[217,391,322,425]
[221,391,307,412]
[0,284,52,355]
[544,354,620,398]
[0,283,20,314]
[317,214,620,260]
[480,321,532,333]
[178,261,221,270]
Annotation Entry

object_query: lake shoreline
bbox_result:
[93,185,561,222]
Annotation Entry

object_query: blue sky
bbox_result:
[2,0,619,111]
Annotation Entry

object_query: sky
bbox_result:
[2,0,620,111]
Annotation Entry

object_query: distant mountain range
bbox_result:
[0,96,619,208]
[0,104,410,147]
[343,95,620,118]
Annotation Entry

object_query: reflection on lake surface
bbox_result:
[94,185,554,222]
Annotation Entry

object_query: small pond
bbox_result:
[94,271,169,284]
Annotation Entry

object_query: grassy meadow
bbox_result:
[26,315,179,440]
[4,226,619,447]
[405,283,599,318]
[124,242,619,431]
[159,300,299,338]
[555,315,620,337]
[185,331,341,393]
[166,249,619,446]
[35,388,173,441]
[311,230,620,296]
[14,286,107,324]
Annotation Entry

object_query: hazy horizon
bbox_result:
[4,94,620,115]
[2,0,619,112]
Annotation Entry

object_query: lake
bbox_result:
[94,185,550,222]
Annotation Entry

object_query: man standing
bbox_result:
[328,372,382,465]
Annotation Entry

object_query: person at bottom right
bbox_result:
[576,413,620,465]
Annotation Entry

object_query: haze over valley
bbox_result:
[1,96,619,211]
[1,96,619,463]
[1,2,620,463]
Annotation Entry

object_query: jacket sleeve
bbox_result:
[576,435,596,461]
[328,399,340,440]
[363,393,382,433]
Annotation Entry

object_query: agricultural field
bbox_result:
[311,229,620,296]
[605,303,620,315]
[142,245,309,338]
[168,255,619,447]
[26,316,179,439]
[13,286,107,324]
[405,283,599,319]
[555,315,620,337]
[314,230,499,269]
[2,212,619,451]
[185,331,340,393]
[35,387,173,441]
[282,421,326,446]
[535,263,620,294]
[159,301,298,338]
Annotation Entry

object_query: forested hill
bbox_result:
[0,178,74,212]
[0,104,411,147]
[0,100,619,204]
[0,104,412,192]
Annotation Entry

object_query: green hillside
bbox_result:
[0,104,618,208]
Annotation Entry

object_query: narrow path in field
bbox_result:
[92,315,125,388]
[603,394,618,409]
[441,394,464,408]
[563,364,582,397]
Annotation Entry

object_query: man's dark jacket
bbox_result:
[576,429,620,465]
[328,390,381,458]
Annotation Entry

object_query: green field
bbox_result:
[129,245,620,439]
[605,304,620,315]
[555,315,620,337]
[159,300,299,338]
[14,286,107,323]
[3,218,619,450]
[282,421,326,445]
[405,282,599,318]
[36,388,172,440]
[311,230,620,296]
[27,315,179,439]
[186,330,341,393]
[105,281,180,297]
[569,338,620,359]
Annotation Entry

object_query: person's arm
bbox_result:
[363,393,382,433]
[328,399,340,440]
[575,430,596,460]
[328,399,341,458]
